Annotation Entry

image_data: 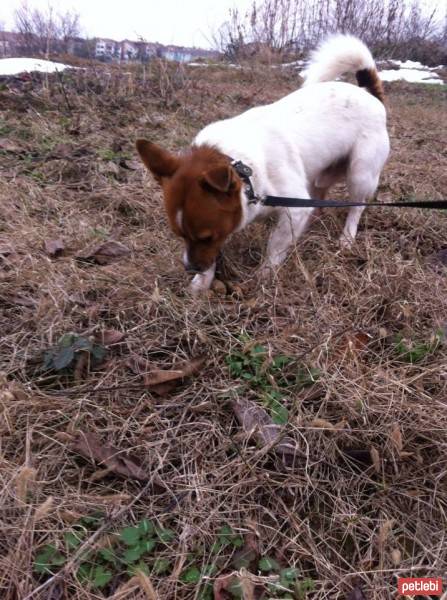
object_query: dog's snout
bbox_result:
[183,250,204,274]
[184,262,203,274]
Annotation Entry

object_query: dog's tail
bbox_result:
[302,34,384,103]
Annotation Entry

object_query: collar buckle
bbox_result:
[230,159,262,205]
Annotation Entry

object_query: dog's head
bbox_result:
[136,140,243,273]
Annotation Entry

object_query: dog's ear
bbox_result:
[136,139,179,180]
[202,165,235,194]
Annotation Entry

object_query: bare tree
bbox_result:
[214,0,445,65]
[14,1,81,57]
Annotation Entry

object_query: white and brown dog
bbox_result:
[137,34,389,293]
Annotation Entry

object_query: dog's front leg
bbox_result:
[261,208,313,277]
[189,263,216,294]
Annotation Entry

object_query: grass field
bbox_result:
[0,62,446,600]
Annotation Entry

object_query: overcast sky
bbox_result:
[0,0,255,48]
[0,0,445,48]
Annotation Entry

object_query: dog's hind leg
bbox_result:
[340,138,389,248]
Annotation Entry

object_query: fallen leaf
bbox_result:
[391,548,401,566]
[310,418,335,430]
[77,240,130,265]
[428,248,447,271]
[69,431,148,481]
[390,423,403,455]
[34,496,54,522]
[214,573,236,600]
[231,534,259,570]
[127,355,205,396]
[335,332,370,358]
[99,161,120,176]
[211,279,227,296]
[121,158,141,170]
[346,584,367,600]
[378,519,394,546]
[232,398,302,461]
[12,293,36,307]
[370,447,381,473]
[0,138,25,153]
[73,351,89,383]
[96,329,126,345]
[0,243,15,256]
[47,582,64,600]
[44,239,65,257]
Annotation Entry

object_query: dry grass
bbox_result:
[0,62,446,600]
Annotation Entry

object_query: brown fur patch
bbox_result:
[356,68,385,103]
[137,141,243,271]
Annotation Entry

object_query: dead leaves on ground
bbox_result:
[333,331,370,360]
[346,583,367,599]
[231,397,302,463]
[77,240,131,265]
[66,431,148,482]
[126,355,205,395]
[44,238,65,257]
[428,247,447,272]
[96,329,126,346]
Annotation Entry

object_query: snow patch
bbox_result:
[0,57,74,76]
[379,67,443,85]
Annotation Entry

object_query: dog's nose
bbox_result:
[184,262,203,274]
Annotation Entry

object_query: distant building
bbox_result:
[160,45,218,62]
[120,39,139,61]
[0,32,20,57]
[0,29,219,64]
[94,38,120,61]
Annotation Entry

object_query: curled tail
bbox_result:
[302,34,385,103]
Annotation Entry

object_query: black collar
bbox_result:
[229,159,261,204]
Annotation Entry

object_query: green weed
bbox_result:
[226,334,319,424]
[33,515,176,590]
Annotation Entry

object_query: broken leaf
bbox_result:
[127,355,205,396]
[0,138,25,153]
[232,397,301,461]
[231,534,259,570]
[370,447,381,473]
[378,519,394,546]
[43,333,106,372]
[335,332,370,358]
[310,418,335,430]
[96,329,126,346]
[390,423,403,454]
[44,239,65,257]
[69,431,148,481]
[346,584,367,600]
[428,248,447,271]
[77,240,130,265]
[390,548,401,566]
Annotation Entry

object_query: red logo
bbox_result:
[398,578,442,596]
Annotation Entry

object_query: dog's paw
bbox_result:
[189,271,215,295]
[339,233,355,250]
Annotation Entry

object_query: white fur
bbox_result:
[176,209,183,231]
[191,34,389,291]
[302,34,375,85]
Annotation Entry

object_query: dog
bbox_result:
[136,34,390,293]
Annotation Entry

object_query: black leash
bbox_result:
[263,197,447,210]
[230,159,447,211]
